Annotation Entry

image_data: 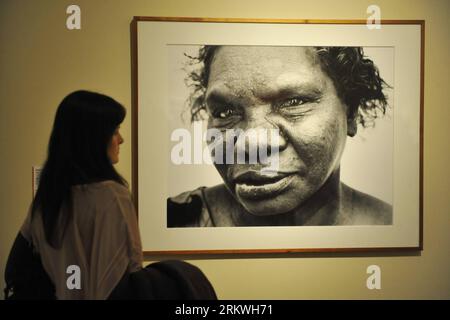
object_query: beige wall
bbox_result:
[1,0,449,299]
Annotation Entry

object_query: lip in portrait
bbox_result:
[167,45,393,227]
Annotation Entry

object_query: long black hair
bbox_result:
[32,90,127,248]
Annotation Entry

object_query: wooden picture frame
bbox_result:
[131,17,424,254]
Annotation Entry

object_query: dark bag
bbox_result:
[108,260,217,300]
[5,233,216,300]
[4,233,56,300]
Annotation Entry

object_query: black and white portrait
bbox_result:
[167,45,394,227]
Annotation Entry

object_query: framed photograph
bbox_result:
[131,17,423,254]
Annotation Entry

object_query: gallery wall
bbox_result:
[0,0,449,299]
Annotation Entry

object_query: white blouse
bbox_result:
[21,180,143,299]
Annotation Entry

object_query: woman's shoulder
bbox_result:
[167,184,236,227]
[73,180,130,197]
[340,184,393,225]
[167,186,216,227]
[168,187,205,205]
[167,187,206,227]
[72,180,133,214]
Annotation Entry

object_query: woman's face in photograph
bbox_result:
[205,46,350,216]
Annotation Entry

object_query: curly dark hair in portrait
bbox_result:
[185,46,390,128]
